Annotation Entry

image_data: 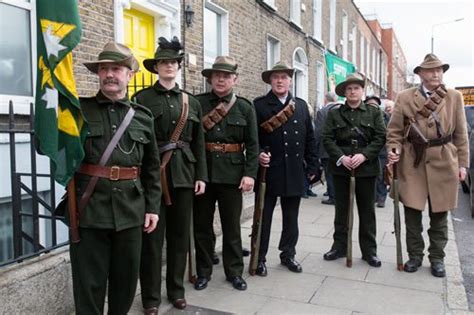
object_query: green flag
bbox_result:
[35,0,87,186]
[325,52,355,97]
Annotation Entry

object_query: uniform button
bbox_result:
[285,153,288,157]
[172,120,176,124]
[296,153,299,157]
[167,94,170,98]
[351,118,354,121]
[216,155,220,158]
[428,122,434,127]
[295,131,299,134]
[139,137,144,141]
[285,142,288,146]
[236,121,240,125]
[110,108,115,112]
[112,124,117,129]
[284,131,287,135]
[170,105,174,108]
[217,128,221,131]
[173,152,176,155]
[294,120,298,123]
[296,142,299,145]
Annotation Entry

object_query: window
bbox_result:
[267,35,280,70]
[329,0,336,51]
[292,48,308,102]
[342,11,348,60]
[366,41,370,78]
[312,0,322,42]
[372,48,376,80]
[289,0,301,27]
[351,23,357,64]
[360,35,365,73]
[262,0,276,9]
[203,1,228,90]
[316,61,325,110]
[0,1,36,114]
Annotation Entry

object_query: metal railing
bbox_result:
[0,101,67,267]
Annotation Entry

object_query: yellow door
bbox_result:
[124,8,155,97]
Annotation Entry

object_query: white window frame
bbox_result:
[316,61,325,110]
[266,34,280,70]
[289,0,301,28]
[203,1,229,70]
[342,11,348,60]
[0,0,37,115]
[360,35,365,74]
[366,41,370,78]
[262,0,277,10]
[372,48,376,80]
[292,47,308,102]
[329,0,336,51]
[312,0,322,42]
[351,23,357,64]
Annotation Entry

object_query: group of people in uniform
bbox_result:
[65,36,469,315]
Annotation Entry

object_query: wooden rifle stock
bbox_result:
[67,178,80,243]
[392,148,403,271]
[249,147,269,275]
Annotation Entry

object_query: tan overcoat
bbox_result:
[386,86,469,212]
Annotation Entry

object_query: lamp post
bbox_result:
[431,18,464,53]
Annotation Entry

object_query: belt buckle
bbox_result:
[110,166,120,181]
[213,144,225,153]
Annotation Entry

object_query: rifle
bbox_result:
[249,147,270,275]
[346,140,358,268]
[391,148,403,271]
[188,206,197,284]
[67,178,80,243]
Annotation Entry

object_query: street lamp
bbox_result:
[431,18,464,53]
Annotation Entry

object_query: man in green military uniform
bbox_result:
[70,42,161,315]
[193,56,259,291]
[133,37,207,313]
[322,74,386,267]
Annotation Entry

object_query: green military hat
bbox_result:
[413,53,449,74]
[261,61,294,84]
[143,36,185,74]
[364,95,381,106]
[335,73,365,97]
[83,41,139,73]
[201,56,238,78]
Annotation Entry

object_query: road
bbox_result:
[452,186,474,311]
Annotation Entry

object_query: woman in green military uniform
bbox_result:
[322,74,386,267]
[133,37,208,313]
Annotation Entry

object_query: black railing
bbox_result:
[0,101,67,267]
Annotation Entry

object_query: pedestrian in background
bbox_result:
[314,92,340,205]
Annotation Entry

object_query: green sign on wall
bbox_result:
[325,53,355,95]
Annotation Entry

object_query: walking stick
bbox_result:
[188,206,197,283]
[346,140,358,268]
[392,148,404,271]
[249,147,269,275]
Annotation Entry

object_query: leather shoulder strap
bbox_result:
[78,107,136,215]
[202,93,237,131]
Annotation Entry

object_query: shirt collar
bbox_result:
[96,90,131,107]
[342,101,366,111]
[211,90,234,102]
[153,81,181,94]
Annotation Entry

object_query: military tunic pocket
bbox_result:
[85,122,104,160]
[182,147,197,163]
[127,129,151,162]
[227,115,247,140]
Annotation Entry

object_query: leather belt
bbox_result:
[428,134,452,147]
[205,142,244,153]
[158,140,190,154]
[78,164,140,181]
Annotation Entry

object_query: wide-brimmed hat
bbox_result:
[83,41,139,73]
[413,53,449,74]
[335,73,365,97]
[364,95,381,106]
[201,56,238,78]
[143,37,185,74]
[261,61,294,84]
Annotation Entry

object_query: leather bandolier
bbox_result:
[406,84,451,167]
[260,99,296,133]
[202,94,237,131]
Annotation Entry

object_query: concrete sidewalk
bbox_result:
[128,185,471,314]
